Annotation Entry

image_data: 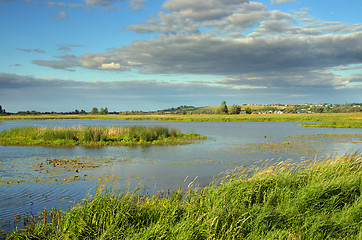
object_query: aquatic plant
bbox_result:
[0,126,205,147]
[6,153,362,239]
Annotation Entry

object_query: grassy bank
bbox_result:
[6,153,362,239]
[0,126,205,147]
[0,112,361,128]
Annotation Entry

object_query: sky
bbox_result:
[0,0,361,112]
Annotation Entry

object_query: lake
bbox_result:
[0,120,361,232]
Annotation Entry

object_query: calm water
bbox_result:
[0,120,361,231]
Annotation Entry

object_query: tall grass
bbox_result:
[6,153,362,239]
[0,126,204,147]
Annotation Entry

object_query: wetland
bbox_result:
[0,119,361,236]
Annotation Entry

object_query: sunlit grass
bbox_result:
[6,153,362,239]
[1,112,361,128]
[0,126,205,147]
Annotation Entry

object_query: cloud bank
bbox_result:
[1,72,360,112]
[32,32,362,89]
[31,0,362,93]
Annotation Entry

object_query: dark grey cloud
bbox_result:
[128,1,359,37]
[0,73,69,89]
[83,0,117,7]
[349,73,362,83]
[128,0,253,34]
[129,0,146,10]
[57,44,83,52]
[215,70,349,88]
[30,0,362,94]
[162,0,250,21]
[33,54,80,69]
[127,12,200,35]
[330,65,362,71]
[32,32,362,88]
[48,1,85,8]
[18,48,46,53]
[47,0,125,9]
[1,72,360,112]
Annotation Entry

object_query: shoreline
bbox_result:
[0,112,361,128]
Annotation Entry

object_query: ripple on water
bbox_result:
[0,182,93,232]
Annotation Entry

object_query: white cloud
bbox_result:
[52,11,68,20]
[100,62,121,69]
[231,85,268,89]
[129,0,146,10]
[271,0,295,5]
[83,0,116,7]
[162,0,250,21]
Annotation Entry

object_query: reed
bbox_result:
[6,153,362,239]
[0,126,205,147]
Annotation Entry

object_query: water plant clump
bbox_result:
[0,126,205,147]
[6,153,362,239]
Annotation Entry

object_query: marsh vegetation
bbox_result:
[0,120,360,238]
[6,153,362,239]
[0,126,205,147]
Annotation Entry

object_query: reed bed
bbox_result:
[0,126,205,147]
[6,153,362,239]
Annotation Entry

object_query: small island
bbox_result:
[0,126,206,147]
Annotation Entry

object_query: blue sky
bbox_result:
[1,0,361,112]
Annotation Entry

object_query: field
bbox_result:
[5,153,362,239]
[0,112,361,128]
[0,126,205,147]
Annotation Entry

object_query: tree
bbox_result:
[218,101,228,114]
[245,107,252,114]
[229,105,241,115]
[91,107,99,114]
[100,107,109,115]
[0,105,5,114]
[284,107,293,113]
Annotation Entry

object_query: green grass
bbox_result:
[6,153,362,239]
[1,112,361,128]
[0,126,205,147]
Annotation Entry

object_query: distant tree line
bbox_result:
[8,107,113,115]
[1,103,360,116]
[91,107,109,115]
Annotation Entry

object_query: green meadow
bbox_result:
[1,112,361,128]
[0,126,205,147]
[5,153,362,239]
